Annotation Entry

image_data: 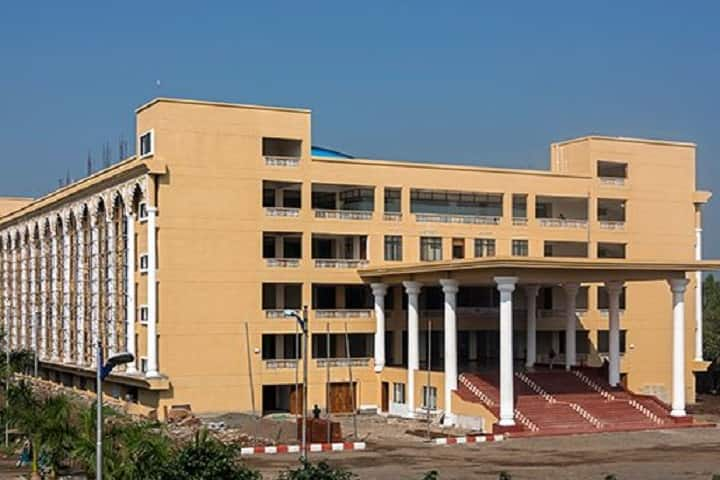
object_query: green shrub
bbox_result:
[498,472,512,480]
[278,458,357,480]
[168,429,260,480]
[422,471,439,480]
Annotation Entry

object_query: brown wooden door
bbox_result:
[289,385,304,415]
[329,383,356,413]
[381,382,389,412]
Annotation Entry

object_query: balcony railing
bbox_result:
[265,258,300,268]
[512,217,528,226]
[414,213,501,225]
[599,220,625,231]
[383,212,402,221]
[538,218,588,229]
[264,155,300,167]
[314,209,373,220]
[315,309,372,319]
[265,207,300,217]
[316,358,371,368]
[265,309,288,318]
[314,259,369,268]
[599,177,626,186]
[265,359,299,369]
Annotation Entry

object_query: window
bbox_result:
[420,237,443,261]
[544,241,588,258]
[138,202,148,221]
[311,333,374,358]
[262,284,302,310]
[384,235,403,261]
[512,239,529,257]
[139,254,149,272]
[139,306,149,324]
[452,238,465,259]
[384,188,401,213]
[474,238,496,257]
[512,194,527,218]
[597,161,627,179]
[597,330,627,354]
[422,385,437,410]
[262,138,301,157]
[598,242,626,259]
[139,131,154,157]
[262,334,299,360]
[598,286,627,310]
[393,383,406,404]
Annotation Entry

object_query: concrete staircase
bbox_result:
[457,368,690,437]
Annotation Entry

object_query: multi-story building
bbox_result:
[0,98,715,432]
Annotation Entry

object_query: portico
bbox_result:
[361,257,720,428]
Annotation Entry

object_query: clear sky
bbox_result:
[1,1,719,255]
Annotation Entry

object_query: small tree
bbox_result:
[168,429,260,480]
[277,458,357,480]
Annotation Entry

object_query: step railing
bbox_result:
[458,374,496,407]
[568,402,603,429]
[514,372,556,404]
[571,370,616,401]
[514,409,539,432]
[627,399,665,425]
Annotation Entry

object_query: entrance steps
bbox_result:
[457,368,698,437]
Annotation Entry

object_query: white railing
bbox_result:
[316,358,370,368]
[383,212,402,221]
[515,372,557,404]
[414,213,501,225]
[599,176,626,186]
[571,370,616,401]
[628,399,664,424]
[512,217,528,226]
[265,309,288,319]
[314,259,369,268]
[568,402,603,429]
[315,309,372,319]
[265,258,300,268]
[458,374,496,407]
[264,156,300,167]
[265,207,300,217]
[538,218,588,229]
[265,359,298,369]
[599,220,625,230]
[314,209,373,220]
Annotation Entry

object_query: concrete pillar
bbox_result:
[146,207,160,377]
[62,223,72,363]
[468,331,478,361]
[695,227,703,361]
[524,285,539,368]
[440,278,459,426]
[29,234,36,357]
[51,228,60,361]
[75,222,85,366]
[2,239,8,351]
[89,217,99,368]
[125,211,136,373]
[669,278,688,417]
[495,276,518,426]
[39,230,47,360]
[106,217,117,356]
[371,283,387,372]
[393,329,403,365]
[20,235,27,349]
[605,281,624,387]
[563,283,580,370]
[403,281,422,417]
[10,236,17,350]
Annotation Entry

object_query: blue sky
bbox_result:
[1,1,719,255]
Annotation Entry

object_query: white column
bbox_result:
[125,211,137,373]
[62,223,72,363]
[524,285,539,368]
[440,278,459,426]
[403,281,422,417]
[495,276,518,426]
[20,235,27,348]
[90,217,100,368]
[146,206,159,377]
[669,278,688,417]
[468,332,478,361]
[393,330,403,365]
[10,236,17,349]
[695,227,703,361]
[106,216,117,356]
[75,223,85,366]
[29,234,36,357]
[563,282,580,370]
[39,230,47,360]
[50,229,60,361]
[371,283,387,372]
[606,281,624,387]
[2,240,8,347]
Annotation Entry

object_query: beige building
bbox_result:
[0,98,715,432]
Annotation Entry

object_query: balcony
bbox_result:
[536,195,589,229]
[264,309,288,318]
[263,180,301,217]
[262,283,302,316]
[265,258,300,268]
[265,207,299,217]
[312,234,368,268]
[598,198,626,230]
[415,213,501,225]
[263,232,302,267]
[312,183,374,220]
[314,259,368,268]
[316,358,370,368]
[263,138,301,167]
[512,217,528,226]
[315,309,372,319]
[599,220,625,230]
[383,212,402,222]
[599,176,625,186]
[314,209,372,220]
[411,189,503,226]
[265,359,298,369]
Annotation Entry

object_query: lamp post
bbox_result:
[96,342,134,480]
[284,306,308,458]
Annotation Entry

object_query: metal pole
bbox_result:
[325,322,331,445]
[96,340,102,480]
[344,322,357,439]
[244,321,258,446]
[301,305,309,459]
[426,316,431,440]
[33,313,38,377]
[5,327,10,448]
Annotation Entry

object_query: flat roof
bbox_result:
[135,97,311,115]
[553,135,696,148]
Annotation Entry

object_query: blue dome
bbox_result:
[311,146,354,159]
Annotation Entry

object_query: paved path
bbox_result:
[245,426,720,479]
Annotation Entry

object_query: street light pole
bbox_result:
[284,307,309,459]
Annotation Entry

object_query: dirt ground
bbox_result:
[245,426,720,480]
